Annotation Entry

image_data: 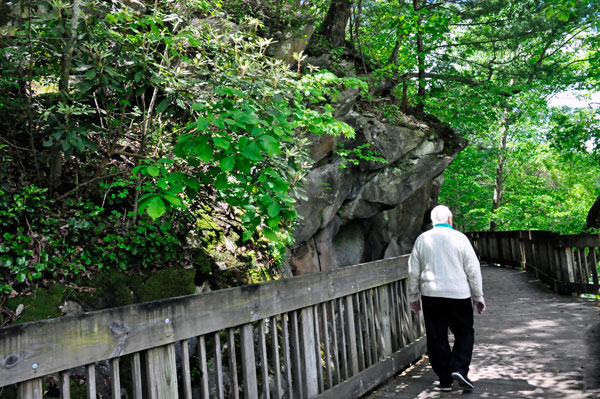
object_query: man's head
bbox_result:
[430,205,453,226]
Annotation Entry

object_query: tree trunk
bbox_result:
[49,0,82,191]
[413,0,425,114]
[320,0,352,48]
[490,120,508,232]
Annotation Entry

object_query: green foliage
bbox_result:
[441,135,600,234]
[128,22,357,258]
[334,143,388,168]
[0,185,50,290]
[0,183,188,290]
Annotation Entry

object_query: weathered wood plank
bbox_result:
[181,340,193,399]
[199,335,209,399]
[377,286,392,358]
[360,290,373,368]
[86,364,97,399]
[131,353,143,399]
[270,316,283,399]
[228,329,240,399]
[60,371,70,399]
[281,314,293,399]
[344,294,359,377]
[591,248,599,286]
[300,307,319,398]
[312,338,426,399]
[290,311,303,399]
[241,323,258,399]
[313,305,324,393]
[321,302,333,390]
[259,319,270,399]
[18,378,43,399]
[109,358,119,399]
[214,333,225,399]
[329,301,341,385]
[146,344,178,399]
[367,289,379,362]
[0,257,408,386]
[354,294,365,372]
[554,234,600,248]
[337,298,348,381]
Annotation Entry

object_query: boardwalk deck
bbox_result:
[364,264,600,399]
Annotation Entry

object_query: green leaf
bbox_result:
[241,143,263,162]
[196,117,210,131]
[162,195,183,207]
[193,137,213,162]
[259,135,281,156]
[242,230,254,242]
[233,110,260,125]
[85,69,97,79]
[236,158,251,174]
[220,156,236,172]
[145,196,166,220]
[215,173,228,189]
[262,227,278,241]
[156,98,170,113]
[157,178,169,190]
[146,166,160,177]
[213,136,231,150]
[267,201,280,218]
[267,216,281,229]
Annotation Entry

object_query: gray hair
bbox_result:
[430,205,452,225]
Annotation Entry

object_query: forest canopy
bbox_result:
[0,0,599,300]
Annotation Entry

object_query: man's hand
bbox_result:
[474,300,486,314]
[410,301,421,314]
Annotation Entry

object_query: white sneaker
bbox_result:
[451,371,474,390]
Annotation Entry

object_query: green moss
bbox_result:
[135,267,196,302]
[5,284,67,324]
[71,269,143,310]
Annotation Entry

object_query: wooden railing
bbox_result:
[468,231,600,295]
[0,256,426,399]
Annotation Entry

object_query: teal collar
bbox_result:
[434,223,453,229]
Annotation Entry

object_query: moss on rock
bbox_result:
[5,284,67,324]
[135,267,196,302]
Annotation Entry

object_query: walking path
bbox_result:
[364,264,600,398]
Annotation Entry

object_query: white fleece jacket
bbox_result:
[408,225,484,303]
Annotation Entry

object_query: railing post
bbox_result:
[146,343,179,399]
[18,378,43,399]
[557,245,576,295]
[240,323,259,399]
[518,231,527,270]
[300,307,319,398]
[344,295,359,377]
[377,286,393,358]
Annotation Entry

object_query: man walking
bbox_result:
[408,205,485,392]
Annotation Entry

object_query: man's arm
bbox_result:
[408,241,422,312]
[462,237,485,311]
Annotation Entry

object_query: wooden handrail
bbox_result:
[467,230,600,296]
[1,256,426,399]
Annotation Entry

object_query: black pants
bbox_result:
[421,296,474,386]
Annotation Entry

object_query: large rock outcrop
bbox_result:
[287,92,467,275]
[586,197,600,230]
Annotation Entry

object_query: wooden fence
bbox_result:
[0,256,426,399]
[468,231,600,295]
